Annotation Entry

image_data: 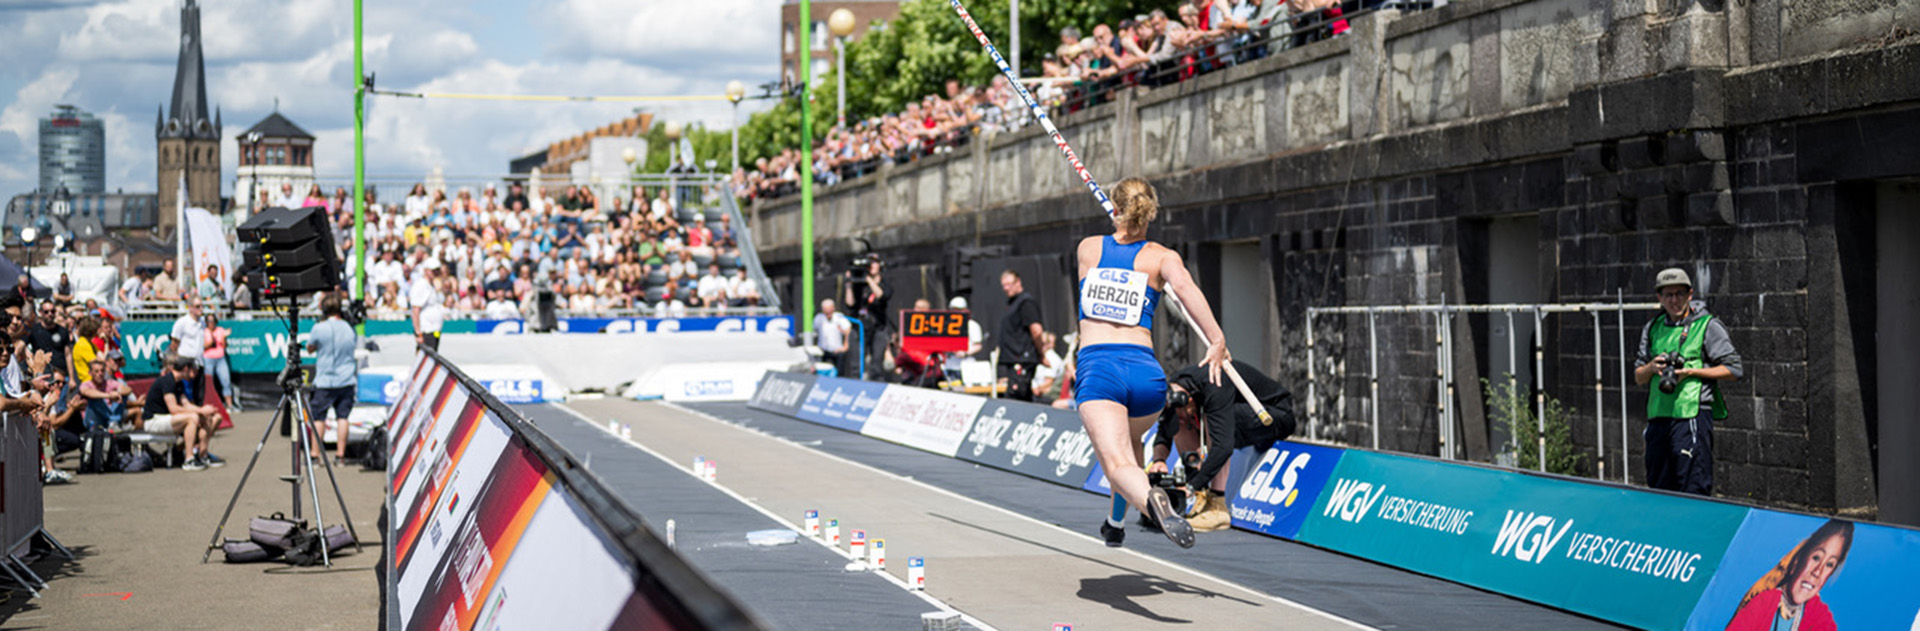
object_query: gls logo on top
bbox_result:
[1227,441,1343,539]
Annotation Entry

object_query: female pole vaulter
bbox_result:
[1074,178,1229,549]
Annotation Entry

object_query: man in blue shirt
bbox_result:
[306,293,359,462]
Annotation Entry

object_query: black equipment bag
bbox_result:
[283,528,324,567]
[361,426,388,471]
[80,426,113,474]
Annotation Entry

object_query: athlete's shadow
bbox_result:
[927,512,1257,624]
[1077,573,1218,623]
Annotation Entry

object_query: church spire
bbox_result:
[160,0,214,140]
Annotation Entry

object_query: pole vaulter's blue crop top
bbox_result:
[1078,235,1161,330]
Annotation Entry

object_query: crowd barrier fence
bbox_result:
[381,349,761,631]
[747,372,1920,631]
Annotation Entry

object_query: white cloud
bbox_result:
[0,0,780,200]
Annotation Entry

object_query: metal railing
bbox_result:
[1305,291,1658,482]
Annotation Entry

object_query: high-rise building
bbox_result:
[39,105,106,194]
[156,0,221,222]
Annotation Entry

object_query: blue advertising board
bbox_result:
[1227,440,1345,540]
[747,372,816,418]
[1079,425,1159,494]
[1684,510,1920,631]
[956,400,1098,488]
[1296,451,1749,630]
[794,376,886,432]
[472,315,794,335]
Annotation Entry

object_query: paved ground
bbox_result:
[544,399,1361,631]
[1,407,386,630]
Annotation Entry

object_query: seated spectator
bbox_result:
[79,357,133,431]
[140,356,223,471]
[727,269,762,307]
[654,285,688,318]
[484,287,520,320]
[696,264,729,307]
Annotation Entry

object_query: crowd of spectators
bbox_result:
[232,179,765,318]
[737,0,1375,200]
[1,288,236,483]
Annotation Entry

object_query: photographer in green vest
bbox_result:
[1633,268,1742,495]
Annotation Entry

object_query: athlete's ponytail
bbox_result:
[1111,178,1159,232]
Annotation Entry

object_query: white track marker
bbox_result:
[557,404,996,630]
[653,402,1375,631]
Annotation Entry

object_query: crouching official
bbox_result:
[1149,360,1296,532]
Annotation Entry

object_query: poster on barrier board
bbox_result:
[392,409,515,585]
[797,377,886,432]
[1683,510,1920,631]
[747,372,816,418]
[399,439,556,631]
[957,400,1097,488]
[1295,451,1749,630]
[859,385,986,457]
[1227,441,1346,540]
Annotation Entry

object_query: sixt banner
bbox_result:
[1296,450,1749,630]
[795,376,885,433]
[472,315,793,335]
[957,400,1098,487]
[747,372,817,419]
[1228,441,1346,540]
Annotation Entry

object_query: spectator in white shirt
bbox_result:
[409,266,446,351]
[653,285,688,318]
[169,299,207,365]
[696,264,729,307]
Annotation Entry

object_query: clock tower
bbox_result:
[156,0,221,231]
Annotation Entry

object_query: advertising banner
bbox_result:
[393,410,515,612]
[1296,451,1749,630]
[472,315,793,335]
[747,372,817,418]
[1683,510,1920,631]
[121,319,416,375]
[399,438,557,631]
[796,376,886,433]
[1228,441,1346,540]
[1080,425,1159,494]
[625,363,787,402]
[957,400,1098,487]
[860,386,987,457]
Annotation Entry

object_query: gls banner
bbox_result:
[1227,440,1344,539]
[747,372,817,419]
[958,401,1097,487]
[1296,451,1748,630]
[795,376,885,432]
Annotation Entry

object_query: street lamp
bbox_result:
[243,131,264,219]
[664,122,684,207]
[19,225,39,273]
[829,9,855,130]
[726,80,746,174]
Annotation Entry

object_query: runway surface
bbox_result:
[519,399,1626,631]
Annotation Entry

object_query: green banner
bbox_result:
[120,318,416,375]
[1296,451,1749,630]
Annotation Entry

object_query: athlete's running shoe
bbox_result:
[1146,488,1195,549]
[1100,520,1126,548]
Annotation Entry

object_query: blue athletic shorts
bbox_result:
[1074,343,1167,418]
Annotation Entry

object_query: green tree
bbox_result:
[726,0,1156,172]
[1484,377,1587,476]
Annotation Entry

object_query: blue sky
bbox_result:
[0,0,780,199]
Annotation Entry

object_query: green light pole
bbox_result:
[351,0,367,334]
[799,0,815,335]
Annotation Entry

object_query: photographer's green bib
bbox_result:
[1645,314,1727,420]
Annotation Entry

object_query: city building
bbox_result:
[3,190,162,267]
[233,111,315,220]
[509,112,652,198]
[156,0,222,221]
[779,0,898,90]
[39,105,105,194]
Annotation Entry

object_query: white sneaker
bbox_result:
[43,470,75,484]
[182,458,207,472]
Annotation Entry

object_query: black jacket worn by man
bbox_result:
[1155,361,1297,492]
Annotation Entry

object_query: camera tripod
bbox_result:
[200,295,363,566]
